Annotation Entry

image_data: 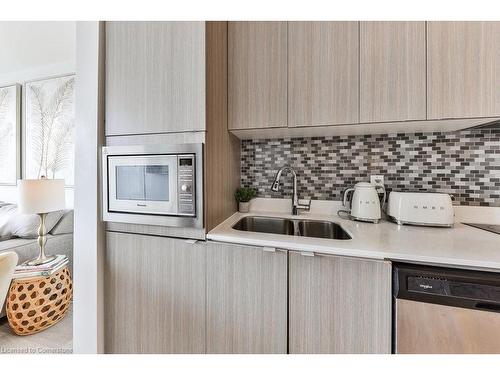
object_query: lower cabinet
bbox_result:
[104,233,392,354]
[105,232,206,353]
[206,242,288,353]
[288,252,392,353]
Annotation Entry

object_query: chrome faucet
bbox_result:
[271,166,311,215]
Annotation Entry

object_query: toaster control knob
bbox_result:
[181,184,190,192]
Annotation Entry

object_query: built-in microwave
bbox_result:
[102,143,203,228]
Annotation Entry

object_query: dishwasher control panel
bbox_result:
[394,263,500,311]
[408,276,448,295]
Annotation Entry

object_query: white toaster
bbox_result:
[387,192,454,227]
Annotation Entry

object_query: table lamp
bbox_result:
[17,177,65,266]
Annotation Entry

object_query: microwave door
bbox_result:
[107,155,178,215]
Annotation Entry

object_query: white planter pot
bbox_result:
[239,202,250,213]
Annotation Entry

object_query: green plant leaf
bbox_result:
[234,187,256,203]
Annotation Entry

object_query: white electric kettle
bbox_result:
[342,182,386,223]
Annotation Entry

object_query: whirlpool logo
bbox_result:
[419,283,433,289]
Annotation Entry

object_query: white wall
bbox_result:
[0,21,76,206]
[73,21,105,354]
[0,21,75,85]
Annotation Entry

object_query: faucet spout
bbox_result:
[270,166,310,216]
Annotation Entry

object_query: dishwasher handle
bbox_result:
[475,302,500,313]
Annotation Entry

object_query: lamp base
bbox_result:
[24,255,56,267]
[24,212,56,267]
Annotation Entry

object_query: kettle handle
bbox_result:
[342,188,355,208]
[376,186,387,208]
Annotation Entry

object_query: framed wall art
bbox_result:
[23,74,75,186]
[0,84,21,185]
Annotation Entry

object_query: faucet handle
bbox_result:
[297,199,311,212]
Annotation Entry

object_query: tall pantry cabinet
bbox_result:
[103,21,240,353]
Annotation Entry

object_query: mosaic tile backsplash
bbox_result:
[241,127,500,207]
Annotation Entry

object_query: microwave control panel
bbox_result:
[177,155,196,216]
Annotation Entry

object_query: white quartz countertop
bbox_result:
[207,199,500,272]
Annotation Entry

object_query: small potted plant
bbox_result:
[234,187,256,213]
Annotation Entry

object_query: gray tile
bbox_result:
[241,129,500,207]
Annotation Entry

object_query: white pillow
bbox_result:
[0,204,65,240]
[0,204,17,241]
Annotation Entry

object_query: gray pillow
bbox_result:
[0,205,65,239]
[49,210,74,235]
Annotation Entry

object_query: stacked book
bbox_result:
[14,255,69,280]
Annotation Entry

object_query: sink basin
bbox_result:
[232,216,351,240]
[297,220,351,240]
[232,216,295,235]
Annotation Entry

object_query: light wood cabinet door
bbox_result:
[228,21,287,130]
[206,242,288,353]
[360,21,426,123]
[288,21,359,127]
[427,21,500,119]
[105,232,206,353]
[289,252,392,354]
[106,21,206,135]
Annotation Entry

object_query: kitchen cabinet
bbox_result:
[227,21,500,139]
[288,252,392,354]
[288,21,359,127]
[206,242,288,353]
[427,21,500,119]
[105,232,206,353]
[106,21,206,135]
[228,21,287,130]
[105,22,240,232]
[105,232,392,354]
[360,21,426,123]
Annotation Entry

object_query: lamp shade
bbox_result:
[17,179,65,214]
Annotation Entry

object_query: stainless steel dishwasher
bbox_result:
[393,263,500,354]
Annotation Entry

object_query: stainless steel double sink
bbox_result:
[232,216,351,240]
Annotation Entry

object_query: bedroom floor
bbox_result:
[0,303,72,354]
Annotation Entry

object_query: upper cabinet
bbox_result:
[360,22,426,123]
[228,22,287,130]
[106,21,500,138]
[106,22,206,135]
[288,22,359,127]
[427,22,500,119]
